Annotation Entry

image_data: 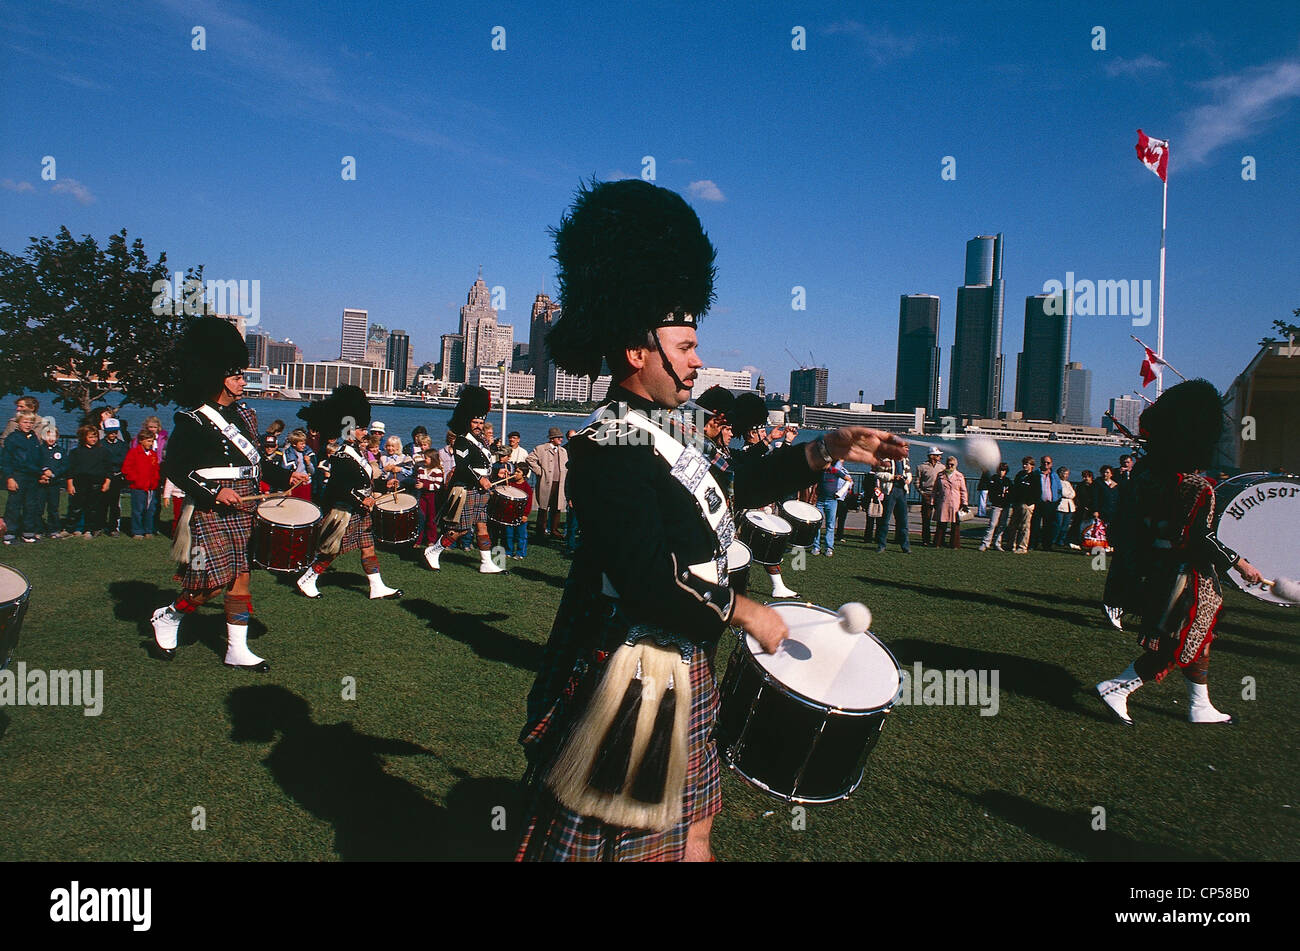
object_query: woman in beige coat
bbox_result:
[933,455,969,548]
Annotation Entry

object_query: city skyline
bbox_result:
[3,2,1296,422]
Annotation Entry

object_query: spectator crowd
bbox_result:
[1,394,581,558]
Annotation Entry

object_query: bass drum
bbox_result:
[1214,472,1299,605]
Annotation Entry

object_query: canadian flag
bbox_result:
[1135,129,1169,182]
[1140,346,1165,387]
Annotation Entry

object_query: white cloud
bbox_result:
[2,179,35,193]
[50,178,95,204]
[824,21,924,67]
[1180,57,1300,164]
[688,179,725,202]
[1103,54,1168,77]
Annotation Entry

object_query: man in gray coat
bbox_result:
[527,427,568,540]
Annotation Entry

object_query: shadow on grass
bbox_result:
[402,598,543,672]
[888,637,1091,715]
[509,566,566,590]
[108,580,269,660]
[0,709,8,742]
[855,576,1097,627]
[930,780,1216,860]
[1005,588,1101,610]
[226,684,522,860]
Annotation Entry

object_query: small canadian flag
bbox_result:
[1135,129,1169,182]
[1140,346,1166,387]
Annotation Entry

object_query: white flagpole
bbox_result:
[1156,153,1168,396]
[499,360,508,442]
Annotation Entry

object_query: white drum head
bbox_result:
[745,603,900,711]
[0,565,30,602]
[745,511,792,536]
[1216,476,1300,605]
[727,540,752,571]
[257,497,321,527]
[781,500,821,524]
[496,486,527,501]
[376,492,418,513]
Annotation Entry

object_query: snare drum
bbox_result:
[1214,472,1298,605]
[487,485,529,526]
[780,499,823,548]
[373,493,420,544]
[252,498,322,573]
[727,541,752,598]
[716,602,901,804]
[0,565,31,672]
[738,510,793,565]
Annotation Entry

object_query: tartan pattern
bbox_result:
[515,651,722,862]
[173,476,259,590]
[336,508,375,554]
[455,486,490,531]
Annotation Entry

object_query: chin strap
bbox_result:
[651,329,691,394]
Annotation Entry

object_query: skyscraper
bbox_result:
[387,329,410,391]
[948,234,1005,418]
[895,294,941,416]
[459,271,513,377]
[1106,395,1143,434]
[529,292,560,379]
[790,367,828,407]
[1063,362,1092,426]
[340,309,368,362]
[440,333,465,383]
[246,330,268,368]
[1016,293,1071,422]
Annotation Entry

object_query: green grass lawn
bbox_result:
[1,524,1296,861]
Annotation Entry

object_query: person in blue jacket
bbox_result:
[35,423,69,538]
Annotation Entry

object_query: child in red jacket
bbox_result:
[122,430,162,537]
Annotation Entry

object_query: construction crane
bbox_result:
[785,347,807,370]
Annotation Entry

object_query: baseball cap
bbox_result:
[103,418,120,431]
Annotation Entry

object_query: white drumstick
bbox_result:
[781,602,873,635]
[1262,577,1300,602]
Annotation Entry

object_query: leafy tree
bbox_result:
[0,227,202,414]
[1270,307,1299,342]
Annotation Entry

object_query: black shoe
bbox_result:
[373,588,403,600]
[224,660,271,672]
[149,642,176,662]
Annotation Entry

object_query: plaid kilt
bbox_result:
[455,486,491,531]
[515,651,722,862]
[336,508,375,554]
[173,476,258,591]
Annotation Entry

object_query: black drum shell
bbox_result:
[738,514,791,565]
[780,501,823,549]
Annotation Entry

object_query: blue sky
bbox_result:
[3,0,1298,422]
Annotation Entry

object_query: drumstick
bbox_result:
[1260,577,1300,602]
[779,602,874,635]
[235,489,293,503]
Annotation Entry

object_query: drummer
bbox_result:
[729,391,801,599]
[150,317,311,671]
[422,385,504,574]
[294,385,403,601]
[515,179,906,862]
[1095,379,1261,726]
